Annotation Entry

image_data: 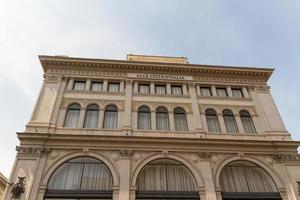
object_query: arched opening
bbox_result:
[174,107,188,131]
[84,104,99,128]
[220,160,282,200]
[223,110,238,133]
[205,109,221,133]
[44,157,113,200]
[156,107,170,131]
[240,110,256,134]
[136,159,200,200]
[138,106,151,130]
[64,103,81,128]
[103,105,118,129]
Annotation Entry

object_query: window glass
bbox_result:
[138,106,151,130]
[139,84,150,94]
[232,88,244,97]
[156,107,169,130]
[108,83,119,92]
[103,105,118,129]
[64,104,81,128]
[84,105,99,128]
[216,88,227,97]
[174,108,188,131]
[240,111,256,134]
[223,110,238,133]
[155,85,166,95]
[205,109,221,132]
[171,85,183,95]
[91,82,103,92]
[200,87,212,96]
[73,81,86,91]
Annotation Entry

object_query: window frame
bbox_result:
[216,87,228,97]
[108,82,120,92]
[171,85,183,95]
[90,81,103,92]
[155,84,166,95]
[73,80,86,91]
[138,83,150,94]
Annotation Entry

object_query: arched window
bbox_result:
[64,104,81,128]
[138,106,151,130]
[83,104,99,128]
[240,110,256,134]
[220,160,281,199]
[156,107,169,130]
[174,108,188,131]
[136,159,199,200]
[103,105,118,129]
[205,109,221,133]
[223,110,238,133]
[44,157,113,199]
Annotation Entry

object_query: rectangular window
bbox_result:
[216,88,227,97]
[108,83,120,92]
[232,88,244,98]
[90,81,103,92]
[200,87,212,96]
[155,85,166,95]
[139,84,150,94]
[171,85,183,95]
[73,81,86,91]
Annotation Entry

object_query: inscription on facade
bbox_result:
[128,73,193,81]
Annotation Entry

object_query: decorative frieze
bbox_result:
[272,154,300,162]
[199,152,212,160]
[47,69,126,79]
[120,149,133,158]
[43,74,65,82]
[16,146,50,156]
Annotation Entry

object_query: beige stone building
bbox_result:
[0,173,8,200]
[3,54,300,200]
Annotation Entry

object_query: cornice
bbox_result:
[39,55,274,82]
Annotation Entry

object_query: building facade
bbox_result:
[0,173,8,200]
[3,54,300,200]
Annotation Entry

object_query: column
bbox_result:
[85,79,91,91]
[242,86,249,98]
[197,160,218,200]
[211,85,217,96]
[150,82,155,94]
[169,111,175,131]
[226,86,233,97]
[166,83,171,95]
[235,114,245,134]
[133,81,138,93]
[118,152,131,200]
[196,85,201,96]
[98,108,105,128]
[182,84,188,95]
[103,80,108,92]
[120,81,125,93]
[217,113,226,133]
[67,78,74,90]
[77,108,86,128]
[189,83,203,131]
[123,80,132,129]
[151,111,156,130]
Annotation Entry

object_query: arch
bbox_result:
[222,109,238,133]
[66,102,83,109]
[205,108,221,133]
[201,106,219,114]
[239,108,256,116]
[85,101,101,109]
[215,156,285,192]
[239,110,256,134]
[131,153,204,188]
[42,151,119,187]
[103,102,121,111]
[103,105,118,129]
[83,104,100,128]
[64,103,81,128]
[171,105,189,113]
[156,106,170,130]
[138,105,151,130]
[154,104,170,112]
[174,107,188,131]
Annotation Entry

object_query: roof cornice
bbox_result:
[39,55,274,81]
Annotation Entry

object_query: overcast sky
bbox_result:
[0,0,299,177]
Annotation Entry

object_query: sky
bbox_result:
[0,0,300,178]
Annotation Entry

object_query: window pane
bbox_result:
[216,88,227,97]
[104,108,117,129]
[171,86,183,95]
[223,111,238,133]
[73,81,86,91]
[155,85,166,94]
[84,106,99,128]
[156,108,169,130]
[232,88,244,97]
[108,83,119,92]
[138,112,151,130]
[64,105,80,128]
[174,109,188,131]
[139,84,150,94]
[206,110,221,132]
[91,82,103,92]
[200,87,212,96]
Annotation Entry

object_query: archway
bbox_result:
[44,156,113,200]
[219,160,282,200]
[136,159,200,200]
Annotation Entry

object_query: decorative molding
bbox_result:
[199,104,257,115]
[120,149,133,158]
[47,69,126,79]
[194,76,265,85]
[16,146,50,156]
[198,152,212,160]
[272,154,300,162]
[43,74,65,82]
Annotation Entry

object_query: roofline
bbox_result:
[0,173,8,184]
[38,55,274,81]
